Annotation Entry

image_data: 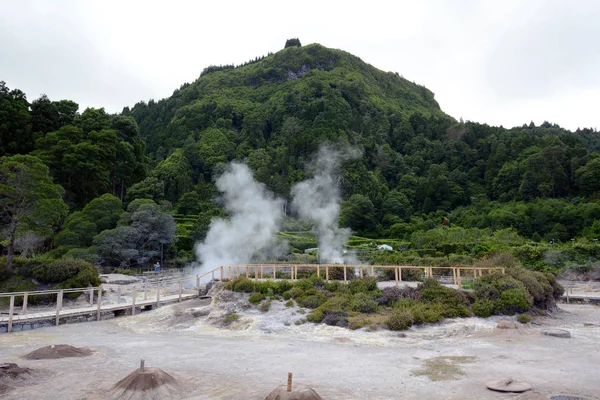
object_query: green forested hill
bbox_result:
[2,41,600,276]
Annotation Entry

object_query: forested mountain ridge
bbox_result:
[2,41,600,277]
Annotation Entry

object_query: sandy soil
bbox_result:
[1,297,599,399]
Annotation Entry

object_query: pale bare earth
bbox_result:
[1,294,600,399]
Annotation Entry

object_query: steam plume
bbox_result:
[290,145,360,263]
[194,162,284,273]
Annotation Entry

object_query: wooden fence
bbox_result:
[197,264,505,289]
[1,276,198,333]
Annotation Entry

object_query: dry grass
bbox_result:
[412,356,477,381]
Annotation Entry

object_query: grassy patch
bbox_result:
[412,356,477,381]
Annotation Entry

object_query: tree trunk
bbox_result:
[6,218,18,271]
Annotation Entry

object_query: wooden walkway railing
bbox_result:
[197,264,505,289]
[1,276,199,333]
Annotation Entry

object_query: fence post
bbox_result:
[131,288,137,315]
[117,286,121,304]
[260,264,264,279]
[97,288,103,321]
[360,268,363,279]
[178,281,182,302]
[220,266,224,280]
[196,275,200,290]
[22,293,28,314]
[317,265,320,278]
[343,265,347,282]
[255,266,258,280]
[399,267,402,282]
[212,270,215,281]
[395,268,399,287]
[88,287,94,305]
[246,265,249,278]
[55,290,63,326]
[228,266,231,279]
[325,265,329,281]
[156,280,160,307]
[273,265,276,279]
[7,295,15,333]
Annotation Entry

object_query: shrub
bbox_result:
[306,309,324,323]
[495,289,533,315]
[348,277,378,294]
[324,280,346,292]
[285,300,294,307]
[234,278,255,293]
[322,312,348,327]
[517,314,532,324]
[259,299,272,312]
[420,279,469,308]
[297,293,327,309]
[287,287,305,299]
[387,309,414,331]
[248,292,265,305]
[349,293,379,314]
[410,303,444,324]
[348,315,371,330]
[472,300,495,318]
[32,258,100,288]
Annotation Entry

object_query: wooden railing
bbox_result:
[1,275,199,333]
[196,264,505,289]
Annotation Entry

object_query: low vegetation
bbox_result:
[223,266,563,331]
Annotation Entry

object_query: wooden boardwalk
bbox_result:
[1,276,200,333]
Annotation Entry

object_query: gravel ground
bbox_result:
[1,294,600,400]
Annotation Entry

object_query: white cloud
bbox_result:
[0,0,598,130]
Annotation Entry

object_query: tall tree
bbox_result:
[0,155,67,270]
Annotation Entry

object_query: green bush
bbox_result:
[297,293,327,309]
[495,289,533,315]
[287,287,305,299]
[248,292,265,305]
[472,300,495,318]
[517,314,532,323]
[32,258,100,287]
[387,309,414,331]
[348,277,378,294]
[410,303,444,324]
[420,278,469,308]
[349,292,379,314]
[285,300,294,307]
[306,309,324,323]
[235,278,255,293]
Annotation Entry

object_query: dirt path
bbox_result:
[1,303,599,399]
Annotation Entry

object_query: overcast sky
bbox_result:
[1,0,599,131]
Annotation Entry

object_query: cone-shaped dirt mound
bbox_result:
[111,367,179,400]
[24,344,93,360]
[0,363,34,395]
[265,384,323,400]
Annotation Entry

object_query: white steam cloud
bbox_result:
[194,162,284,274]
[291,145,360,264]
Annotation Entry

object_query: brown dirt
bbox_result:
[23,344,93,360]
[265,384,323,400]
[0,363,32,380]
[111,367,180,400]
[0,363,34,395]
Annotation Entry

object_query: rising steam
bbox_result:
[291,145,360,263]
[194,162,284,274]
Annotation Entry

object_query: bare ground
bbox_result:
[0,298,599,399]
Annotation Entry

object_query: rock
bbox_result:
[486,378,532,393]
[541,329,571,338]
[265,384,323,400]
[191,307,211,317]
[583,322,598,327]
[496,320,518,329]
